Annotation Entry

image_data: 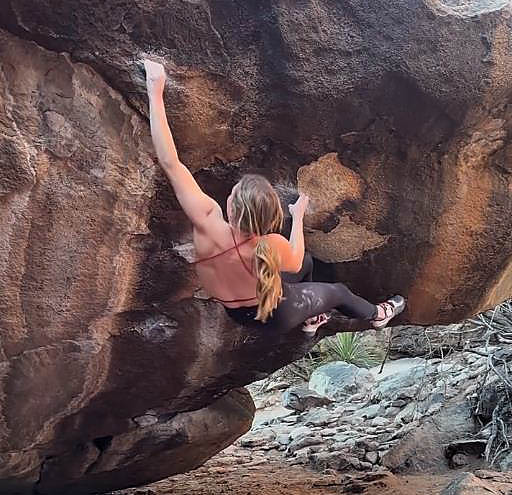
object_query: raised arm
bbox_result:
[144,60,221,228]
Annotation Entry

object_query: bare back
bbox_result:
[193,213,291,308]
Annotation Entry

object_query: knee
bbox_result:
[334,282,353,297]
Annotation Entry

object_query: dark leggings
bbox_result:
[226,253,378,330]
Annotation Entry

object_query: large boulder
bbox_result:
[1,0,512,493]
[310,362,375,399]
[0,27,369,495]
[372,358,432,401]
[382,401,476,472]
[1,0,512,324]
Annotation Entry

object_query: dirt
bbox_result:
[116,443,459,495]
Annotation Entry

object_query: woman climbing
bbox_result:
[144,60,405,334]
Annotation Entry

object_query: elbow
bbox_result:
[290,259,303,273]
[291,251,309,273]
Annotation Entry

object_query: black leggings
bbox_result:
[226,253,378,330]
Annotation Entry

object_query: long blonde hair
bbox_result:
[229,175,284,322]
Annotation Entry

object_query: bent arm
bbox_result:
[287,213,305,271]
[267,226,304,273]
[146,62,221,227]
[274,194,308,272]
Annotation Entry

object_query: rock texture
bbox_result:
[1,0,512,324]
[0,27,369,495]
[1,0,512,493]
[242,354,489,475]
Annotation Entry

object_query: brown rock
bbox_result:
[1,1,512,494]
[306,215,389,263]
[441,472,500,495]
[382,402,475,472]
[298,152,364,228]
[0,0,511,324]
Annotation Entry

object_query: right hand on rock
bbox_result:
[144,59,166,94]
[288,194,309,219]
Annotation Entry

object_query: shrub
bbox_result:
[323,332,383,369]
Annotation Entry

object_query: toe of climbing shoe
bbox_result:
[372,295,406,329]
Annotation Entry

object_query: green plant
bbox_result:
[323,332,383,369]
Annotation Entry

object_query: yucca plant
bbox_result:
[323,332,382,369]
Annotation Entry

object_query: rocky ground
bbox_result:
[115,445,456,495]
[114,331,512,495]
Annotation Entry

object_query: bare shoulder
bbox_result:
[264,233,288,245]
[263,233,291,254]
[195,202,225,233]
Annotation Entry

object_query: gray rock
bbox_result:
[373,362,431,401]
[451,453,469,467]
[310,362,375,400]
[289,426,313,441]
[384,406,401,417]
[342,415,365,426]
[265,380,291,392]
[394,403,416,424]
[371,417,389,427]
[287,435,323,454]
[310,452,361,471]
[499,451,512,471]
[288,446,316,465]
[356,438,379,451]
[240,429,276,448]
[321,428,338,437]
[301,407,336,427]
[330,437,357,451]
[133,414,158,427]
[282,387,333,412]
[257,441,280,451]
[282,415,299,424]
[355,404,382,419]
[349,393,368,402]
[383,402,476,473]
[276,433,291,446]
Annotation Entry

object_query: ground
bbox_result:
[116,443,460,495]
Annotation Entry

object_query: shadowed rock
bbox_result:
[1,0,512,493]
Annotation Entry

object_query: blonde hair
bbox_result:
[229,175,284,322]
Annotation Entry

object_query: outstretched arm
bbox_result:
[144,60,221,228]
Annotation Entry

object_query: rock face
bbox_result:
[0,27,368,495]
[1,1,512,493]
[2,0,512,324]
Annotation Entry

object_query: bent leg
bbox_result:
[273,281,377,330]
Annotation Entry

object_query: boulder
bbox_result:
[282,387,333,412]
[382,401,476,472]
[310,362,375,400]
[441,473,500,495]
[499,451,512,471]
[2,0,512,493]
[1,0,512,329]
[372,359,431,401]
